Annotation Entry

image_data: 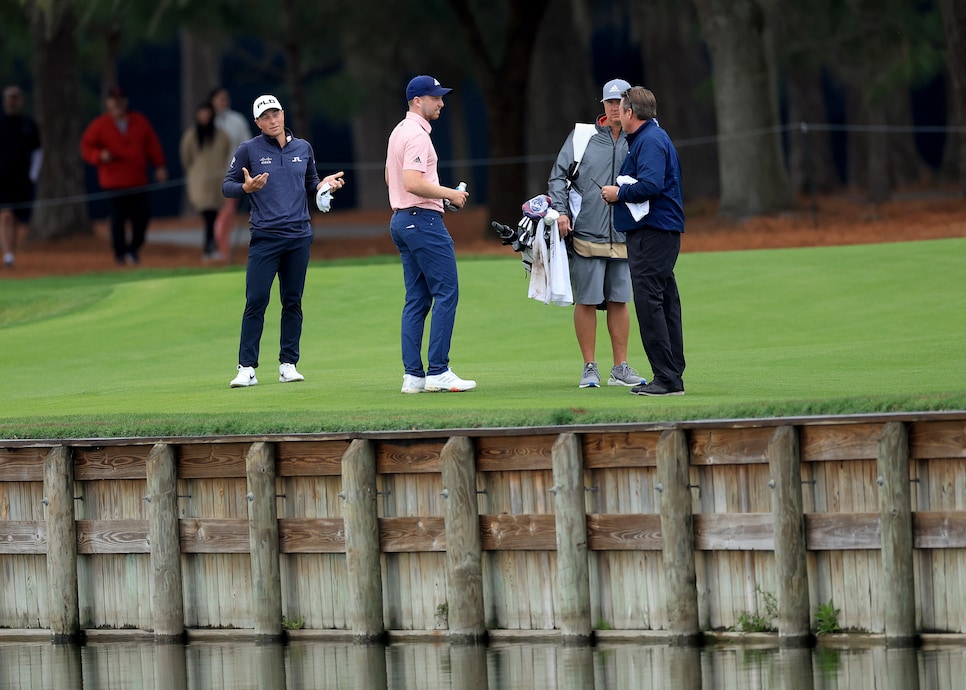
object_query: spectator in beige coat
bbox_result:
[180,101,232,260]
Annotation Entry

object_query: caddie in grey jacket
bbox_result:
[545,78,645,390]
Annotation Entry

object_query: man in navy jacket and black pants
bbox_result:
[224,94,345,388]
[601,86,686,397]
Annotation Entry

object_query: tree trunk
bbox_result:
[343,35,412,211]
[446,0,553,232]
[692,0,794,217]
[939,0,966,195]
[281,0,311,139]
[633,0,720,201]
[786,70,840,194]
[30,1,90,240]
[527,0,597,196]
[179,29,221,131]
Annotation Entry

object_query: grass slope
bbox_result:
[1,239,964,438]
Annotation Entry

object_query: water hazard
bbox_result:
[2,640,965,689]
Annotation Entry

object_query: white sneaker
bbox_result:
[424,369,476,392]
[230,365,258,388]
[401,374,425,394]
[279,362,304,383]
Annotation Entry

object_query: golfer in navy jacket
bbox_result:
[224,94,345,388]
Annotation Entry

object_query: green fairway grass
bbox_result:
[1,238,964,439]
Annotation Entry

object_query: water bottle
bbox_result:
[444,182,467,212]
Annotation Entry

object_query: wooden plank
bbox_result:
[915,512,966,547]
[276,440,349,476]
[177,443,250,478]
[581,432,659,468]
[0,520,47,554]
[480,514,556,550]
[693,513,774,550]
[689,427,773,465]
[586,514,662,550]
[378,516,446,552]
[801,423,883,461]
[76,519,149,554]
[278,518,345,552]
[0,448,46,481]
[910,420,966,459]
[476,436,554,472]
[179,518,250,553]
[73,446,149,480]
[375,439,445,474]
[805,512,881,550]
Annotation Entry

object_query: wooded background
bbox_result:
[2,0,964,239]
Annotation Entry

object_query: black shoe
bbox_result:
[631,381,685,396]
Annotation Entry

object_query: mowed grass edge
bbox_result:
[1,238,964,438]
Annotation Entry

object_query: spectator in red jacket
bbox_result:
[81,86,167,265]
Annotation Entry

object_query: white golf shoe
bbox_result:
[279,363,305,383]
[230,365,258,388]
[424,369,476,392]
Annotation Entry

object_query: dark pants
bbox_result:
[238,232,312,368]
[389,208,459,377]
[625,228,686,390]
[108,189,150,262]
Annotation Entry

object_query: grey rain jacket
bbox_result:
[547,116,628,246]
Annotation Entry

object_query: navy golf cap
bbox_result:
[406,75,452,100]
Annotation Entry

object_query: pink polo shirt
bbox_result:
[386,111,444,213]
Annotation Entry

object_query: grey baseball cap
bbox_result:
[601,79,631,102]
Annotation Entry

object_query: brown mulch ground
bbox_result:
[3,191,964,279]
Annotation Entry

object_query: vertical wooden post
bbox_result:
[247,441,283,642]
[440,435,486,642]
[43,445,81,644]
[147,442,185,642]
[878,421,918,646]
[551,432,592,642]
[342,438,385,641]
[768,425,812,646]
[657,429,701,645]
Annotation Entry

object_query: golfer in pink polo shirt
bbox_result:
[385,75,475,394]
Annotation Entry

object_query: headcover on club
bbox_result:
[521,194,553,219]
[521,194,560,226]
[315,182,332,212]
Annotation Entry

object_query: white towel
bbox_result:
[616,175,649,221]
[527,220,573,306]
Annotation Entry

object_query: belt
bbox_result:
[393,207,442,217]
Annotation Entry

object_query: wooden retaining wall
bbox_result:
[1,412,965,643]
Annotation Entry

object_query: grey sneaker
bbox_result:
[608,361,645,387]
[579,362,600,388]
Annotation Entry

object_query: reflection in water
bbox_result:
[1,640,965,689]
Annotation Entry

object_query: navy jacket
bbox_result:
[223,128,320,237]
[613,119,685,234]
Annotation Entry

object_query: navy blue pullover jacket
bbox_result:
[223,128,320,237]
[613,119,685,233]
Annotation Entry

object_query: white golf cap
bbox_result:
[601,79,631,102]
[253,94,282,119]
